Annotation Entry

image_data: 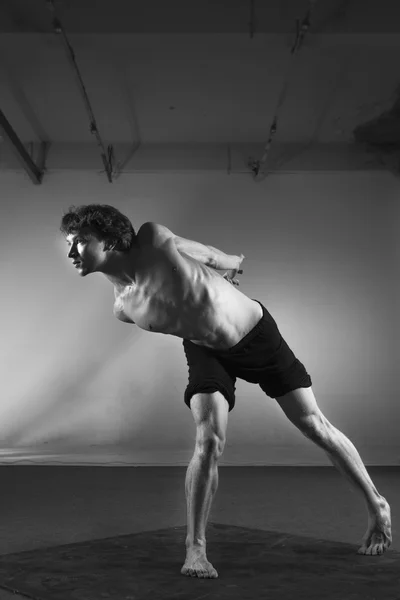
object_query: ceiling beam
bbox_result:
[0,109,44,184]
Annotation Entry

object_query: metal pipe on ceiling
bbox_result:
[46,1,114,183]
[251,0,320,182]
[0,109,45,184]
[249,0,256,39]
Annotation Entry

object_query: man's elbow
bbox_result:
[205,253,219,269]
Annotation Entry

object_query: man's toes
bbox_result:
[374,544,383,555]
[358,543,373,555]
[198,570,209,578]
[358,540,387,556]
[371,535,387,555]
[191,569,205,578]
[376,542,387,555]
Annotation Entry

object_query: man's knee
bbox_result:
[196,435,225,458]
[190,391,229,456]
[295,413,331,443]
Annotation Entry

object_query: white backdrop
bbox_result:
[0,170,398,466]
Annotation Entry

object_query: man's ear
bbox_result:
[103,240,114,251]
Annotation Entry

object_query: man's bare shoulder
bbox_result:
[137,222,174,248]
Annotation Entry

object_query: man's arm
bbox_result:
[177,238,243,271]
[139,222,244,271]
[201,244,244,272]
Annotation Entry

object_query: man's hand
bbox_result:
[222,254,245,286]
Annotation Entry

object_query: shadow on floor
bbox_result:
[0,522,399,600]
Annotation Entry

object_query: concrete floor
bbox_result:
[0,466,398,599]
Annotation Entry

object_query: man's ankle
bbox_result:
[186,537,206,549]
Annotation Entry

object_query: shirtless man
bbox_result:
[61,204,392,579]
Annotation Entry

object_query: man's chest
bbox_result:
[112,243,193,328]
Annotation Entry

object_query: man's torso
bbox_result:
[113,229,262,350]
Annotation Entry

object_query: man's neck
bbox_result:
[103,245,140,292]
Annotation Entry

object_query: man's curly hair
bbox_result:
[60,204,136,252]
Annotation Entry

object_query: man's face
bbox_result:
[66,228,109,276]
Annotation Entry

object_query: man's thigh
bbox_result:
[182,340,237,412]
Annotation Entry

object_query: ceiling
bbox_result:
[1,0,400,34]
[0,0,399,154]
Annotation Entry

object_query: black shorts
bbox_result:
[183,300,312,412]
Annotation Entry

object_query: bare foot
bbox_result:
[181,546,218,578]
[357,496,392,555]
